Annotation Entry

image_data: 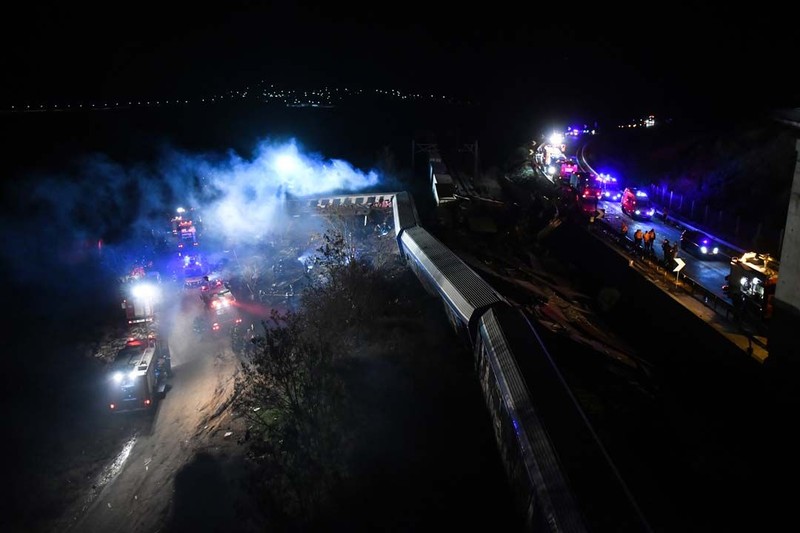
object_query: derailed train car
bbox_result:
[391,191,651,532]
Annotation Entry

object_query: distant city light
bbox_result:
[5,82,470,114]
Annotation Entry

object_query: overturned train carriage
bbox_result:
[392,191,650,533]
[399,225,504,345]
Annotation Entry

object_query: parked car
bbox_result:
[621,187,655,220]
[680,229,721,260]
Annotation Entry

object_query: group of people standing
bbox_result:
[621,221,678,267]
[632,226,657,253]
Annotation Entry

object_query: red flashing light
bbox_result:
[144,399,151,406]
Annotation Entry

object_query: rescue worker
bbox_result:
[620,221,628,239]
[668,241,679,267]
[642,228,651,253]
[633,228,643,251]
[661,238,671,266]
[647,229,656,254]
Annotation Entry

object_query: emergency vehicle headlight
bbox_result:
[547,166,555,175]
[712,247,719,254]
[112,372,124,383]
[701,246,708,254]
[129,370,138,380]
[635,209,641,215]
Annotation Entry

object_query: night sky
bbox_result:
[2,2,797,122]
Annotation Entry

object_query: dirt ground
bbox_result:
[10,241,525,533]
[2,260,264,531]
[17,290,253,533]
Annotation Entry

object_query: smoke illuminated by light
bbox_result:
[188,138,379,243]
[1,135,383,284]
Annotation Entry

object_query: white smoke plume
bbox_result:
[1,136,382,287]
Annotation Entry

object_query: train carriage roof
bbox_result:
[401,226,504,321]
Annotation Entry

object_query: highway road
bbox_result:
[596,195,732,299]
[570,144,738,302]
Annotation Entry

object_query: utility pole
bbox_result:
[459,140,479,181]
[412,139,439,180]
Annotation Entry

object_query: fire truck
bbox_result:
[570,171,603,201]
[542,144,564,175]
[107,335,172,412]
[198,279,242,334]
[170,206,201,253]
[182,253,207,289]
[120,269,161,325]
[558,158,579,181]
[724,251,779,321]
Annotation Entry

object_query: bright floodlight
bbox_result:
[131,283,158,300]
[176,207,186,213]
[275,153,301,175]
[549,132,564,146]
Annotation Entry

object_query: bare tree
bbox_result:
[234,310,350,523]
[232,221,414,526]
